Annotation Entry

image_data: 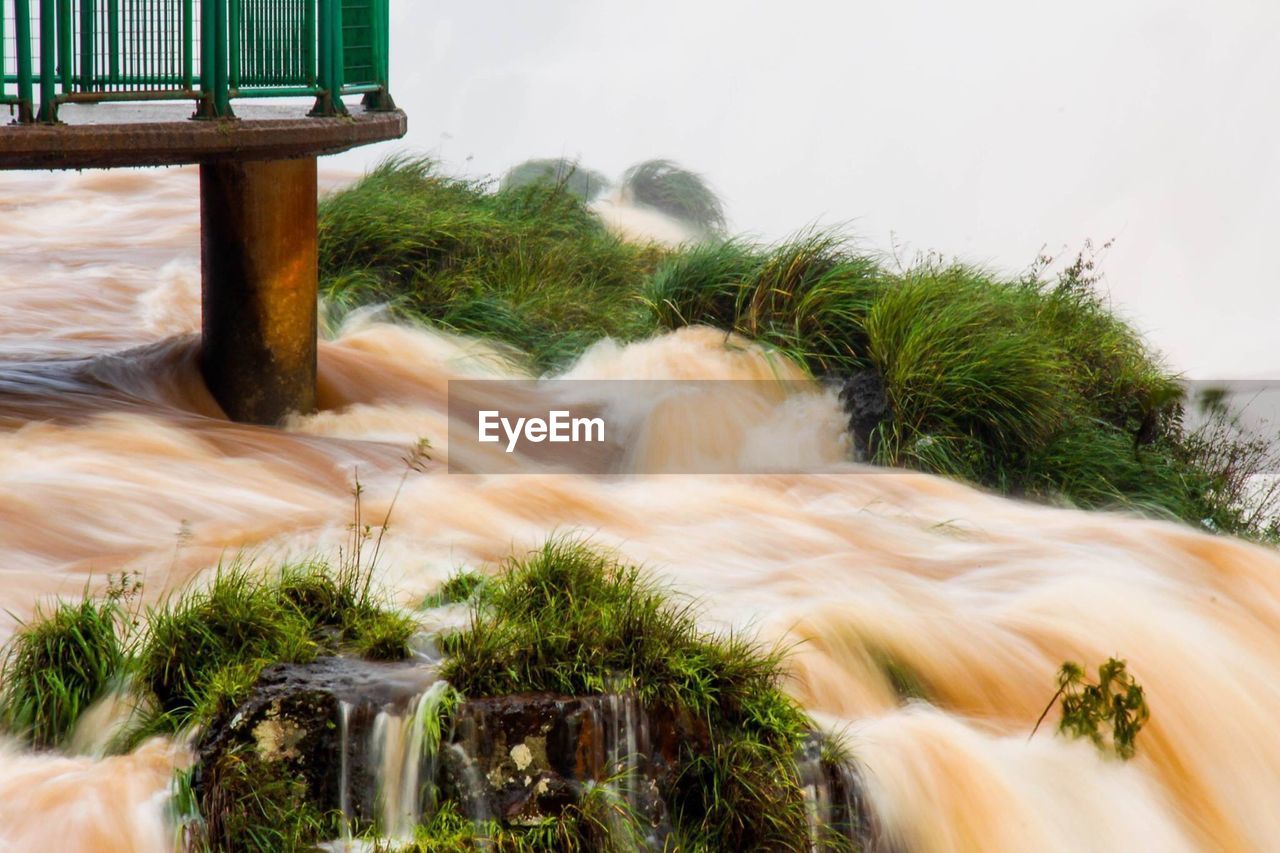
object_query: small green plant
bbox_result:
[421,569,487,608]
[199,744,340,852]
[1032,658,1150,760]
[0,580,133,749]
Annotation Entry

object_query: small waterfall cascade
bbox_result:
[337,701,354,841]
[193,656,878,850]
[795,734,881,852]
[368,680,454,842]
[598,692,665,848]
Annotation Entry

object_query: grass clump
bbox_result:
[0,579,132,749]
[319,156,662,372]
[0,559,419,750]
[420,569,487,609]
[645,234,1273,533]
[406,793,641,853]
[134,560,417,737]
[199,744,341,852]
[440,539,816,850]
[319,157,1277,537]
[136,566,320,727]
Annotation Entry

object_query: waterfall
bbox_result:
[337,700,353,840]
[367,680,453,842]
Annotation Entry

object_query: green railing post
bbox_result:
[80,0,97,91]
[56,0,72,93]
[108,0,120,85]
[331,0,345,109]
[214,0,232,115]
[183,0,194,89]
[227,0,240,92]
[361,0,393,110]
[304,0,317,86]
[38,0,58,121]
[309,0,340,116]
[16,0,36,122]
[198,0,217,116]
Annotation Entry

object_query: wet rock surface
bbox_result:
[195,658,881,849]
[194,656,438,827]
[445,692,710,836]
[839,368,891,460]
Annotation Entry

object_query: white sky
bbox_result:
[334,0,1280,378]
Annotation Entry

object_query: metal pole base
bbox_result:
[200,157,319,425]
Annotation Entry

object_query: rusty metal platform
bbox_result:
[0,102,407,170]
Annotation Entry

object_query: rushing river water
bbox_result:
[2,169,1280,851]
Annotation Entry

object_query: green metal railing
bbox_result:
[1,0,391,122]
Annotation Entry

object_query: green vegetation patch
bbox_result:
[621,158,726,233]
[134,560,417,741]
[420,568,487,609]
[439,539,819,850]
[0,579,132,749]
[1034,657,1150,760]
[0,560,418,752]
[320,157,1278,536]
[197,744,341,853]
[407,794,641,853]
[319,156,664,372]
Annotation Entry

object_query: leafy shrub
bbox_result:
[621,159,726,232]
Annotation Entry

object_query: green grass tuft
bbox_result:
[135,565,319,729]
[421,569,487,609]
[198,744,341,852]
[131,560,420,738]
[440,538,815,850]
[0,558,421,751]
[405,795,639,853]
[0,591,128,749]
[319,156,664,372]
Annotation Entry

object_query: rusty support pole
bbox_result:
[200,157,318,425]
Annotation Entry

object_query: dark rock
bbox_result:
[194,661,883,849]
[193,656,438,833]
[445,693,710,839]
[838,368,891,460]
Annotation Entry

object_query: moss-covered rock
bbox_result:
[193,656,438,847]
